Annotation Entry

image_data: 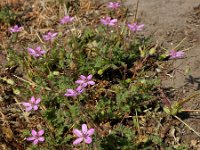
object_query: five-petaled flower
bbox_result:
[26,129,45,145]
[73,124,95,145]
[101,17,118,26]
[22,96,41,112]
[9,25,23,33]
[75,75,95,88]
[60,15,74,24]
[127,23,144,32]
[107,2,121,9]
[64,86,84,97]
[43,32,58,41]
[27,46,46,58]
[169,50,185,59]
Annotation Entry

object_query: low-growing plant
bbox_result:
[2,0,192,149]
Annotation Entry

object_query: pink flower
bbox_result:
[43,32,58,41]
[26,129,45,145]
[73,124,95,145]
[22,96,41,112]
[27,46,46,57]
[9,25,23,33]
[101,17,118,26]
[60,15,74,24]
[107,2,121,9]
[75,75,95,88]
[127,23,144,32]
[169,50,185,59]
[64,86,84,97]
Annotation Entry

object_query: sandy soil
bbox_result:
[126,0,200,146]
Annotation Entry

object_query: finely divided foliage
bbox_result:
[6,0,187,149]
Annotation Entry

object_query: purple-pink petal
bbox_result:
[26,106,33,112]
[38,137,45,142]
[82,124,88,134]
[31,130,37,136]
[22,102,31,107]
[137,24,144,30]
[75,80,85,84]
[38,130,44,136]
[76,86,85,93]
[64,93,72,97]
[40,50,46,54]
[87,81,95,85]
[169,50,185,59]
[80,75,86,80]
[87,128,95,136]
[110,19,117,24]
[33,105,38,110]
[35,98,41,104]
[30,96,35,103]
[101,19,107,25]
[84,136,92,144]
[52,33,58,37]
[33,139,39,145]
[67,89,75,94]
[82,83,87,87]
[26,136,35,141]
[27,48,36,54]
[65,93,77,97]
[35,47,41,51]
[87,75,93,80]
[176,51,185,57]
[73,137,83,145]
[73,129,82,137]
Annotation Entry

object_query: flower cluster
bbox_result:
[22,97,45,145]
[27,46,46,58]
[26,129,45,145]
[60,15,74,24]
[101,17,118,26]
[9,0,188,147]
[75,75,95,88]
[9,25,23,33]
[127,23,144,32]
[43,32,58,41]
[22,96,41,112]
[64,75,95,97]
[100,17,145,33]
[168,50,185,59]
[107,2,121,9]
[64,86,84,97]
[73,124,95,145]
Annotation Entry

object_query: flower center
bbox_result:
[82,132,88,138]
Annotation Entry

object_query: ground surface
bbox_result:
[126,0,200,147]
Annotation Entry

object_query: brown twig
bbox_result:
[134,0,140,21]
